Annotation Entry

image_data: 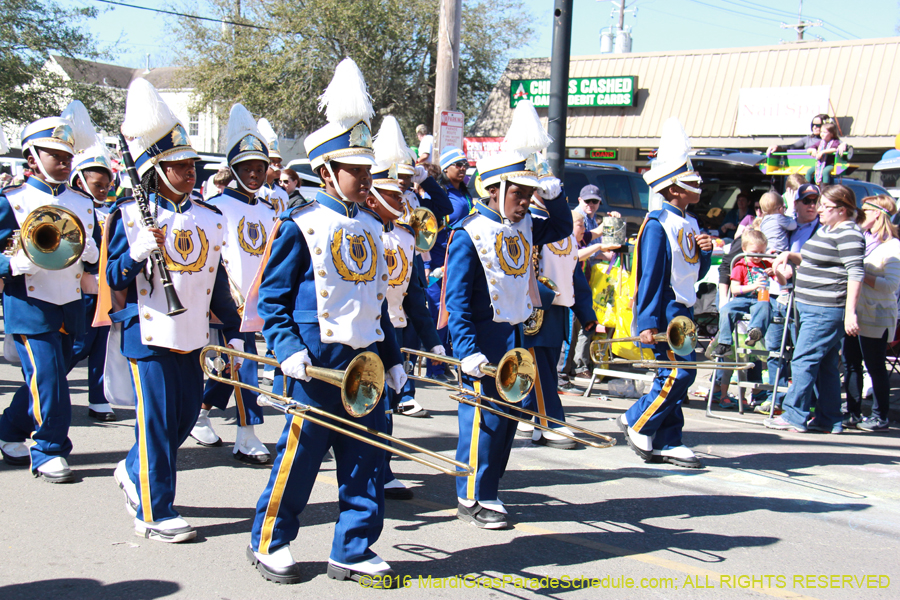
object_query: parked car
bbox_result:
[833,177,891,207]
[285,157,323,199]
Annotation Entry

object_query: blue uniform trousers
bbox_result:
[624,342,696,451]
[523,345,566,428]
[0,331,74,470]
[455,377,521,502]
[383,326,417,484]
[201,330,263,426]
[125,350,204,523]
[68,295,109,406]
[250,376,387,564]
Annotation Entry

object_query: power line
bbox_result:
[683,0,783,24]
[91,0,270,31]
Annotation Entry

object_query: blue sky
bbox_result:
[81,0,898,69]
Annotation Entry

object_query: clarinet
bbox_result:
[117,133,186,316]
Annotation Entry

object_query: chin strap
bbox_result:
[371,187,402,217]
[154,164,184,196]
[229,165,259,195]
[32,154,67,185]
[498,179,511,224]
[324,161,350,201]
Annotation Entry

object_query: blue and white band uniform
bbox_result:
[383,224,416,328]
[444,196,572,505]
[538,233,579,308]
[625,201,711,451]
[257,184,288,217]
[249,190,402,565]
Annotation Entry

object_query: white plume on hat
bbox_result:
[256,117,281,157]
[372,116,416,172]
[121,78,180,146]
[318,57,375,129]
[0,128,8,154]
[61,100,97,154]
[503,100,552,155]
[653,117,692,170]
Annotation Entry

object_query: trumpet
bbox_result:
[408,206,439,252]
[201,345,471,476]
[591,315,698,358]
[403,348,616,449]
[4,205,86,270]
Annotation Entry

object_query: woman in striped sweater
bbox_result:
[766,185,865,434]
[843,195,900,432]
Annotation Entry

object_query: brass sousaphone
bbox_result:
[201,345,472,476]
[4,205,86,270]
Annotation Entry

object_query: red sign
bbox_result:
[463,137,507,167]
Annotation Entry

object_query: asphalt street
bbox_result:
[1,354,899,600]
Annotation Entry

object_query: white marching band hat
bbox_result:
[643,117,702,194]
[371,116,416,194]
[120,78,199,179]
[63,100,114,186]
[303,58,376,172]
[21,117,75,157]
[225,104,270,168]
[257,118,282,161]
[478,99,550,191]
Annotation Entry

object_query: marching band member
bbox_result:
[245,58,405,587]
[103,79,242,541]
[522,187,598,449]
[190,104,275,464]
[0,107,101,480]
[442,100,571,529]
[368,116,443,499]
[618,118,712,469]
[66,102,117,422]
[256,118,289,215]
[392,126,452,418]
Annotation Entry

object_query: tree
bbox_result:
[0,0,119,132]
[172,0,533,146]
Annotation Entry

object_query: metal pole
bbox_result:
[547,0,573,180]
[432,0,462,163]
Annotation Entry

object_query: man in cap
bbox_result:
[244,58,405,587]
[101,78,242,542]
[618,117,712,469]
[0,110,102,481]
[191,104,276,464]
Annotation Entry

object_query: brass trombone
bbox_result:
[606,359,754,371]
[408,206,439,252]
[201,345,472,476]
[403,348,616,449]
[591,315,698,358]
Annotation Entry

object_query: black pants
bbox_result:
[843,330,890,421]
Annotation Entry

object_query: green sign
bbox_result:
[510,77,637,108]
[590,149,618,160]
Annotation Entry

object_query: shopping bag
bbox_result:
[610,259,654,361]
[589,259,620,328]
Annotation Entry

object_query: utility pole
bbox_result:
[432,0,462,162]
[547,0,573,180]
[780,0,822,42]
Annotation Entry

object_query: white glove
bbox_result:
[429,345,446,356]
[282,349,311,382]
[539,177,562,200]
[129,227,159,262]
[387,364,408,393]
[81,237,99,264]
[412,165,428,185]
[10,251,38,276]
[461,353,489,378]
[227,338,244,369]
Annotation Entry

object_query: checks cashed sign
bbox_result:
[510,77,638,108]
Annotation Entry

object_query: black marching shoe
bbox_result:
[457,502,508,529]
[247,545,305,584]
[88,404,117,422]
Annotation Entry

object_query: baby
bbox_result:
[758,191,796,253]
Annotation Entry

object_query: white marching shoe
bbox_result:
[327,556,398,588]
[617,414,654,461]
[190,409,222,447]
[233,425,270,465]
[34,456,74,483]
[247,544,304,584]
[0,437,30,466]
[135,517,196,543]
[532,426,577,449]
[652,445,702,469]
[114,460,140,516]
[396,399,429,418]
[515,420,534,438]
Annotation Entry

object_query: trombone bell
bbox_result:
[482,348,536,404]
[408,207,438,252]
[590,316,699,358]
[314,351,385,417]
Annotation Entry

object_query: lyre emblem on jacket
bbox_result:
[677,228,700,264]
[386,246,409,288]
[237,217,267,256]
[494,231,530,277]
[547,236,572,256]
[160,225,209,273]
[331,228,377,284]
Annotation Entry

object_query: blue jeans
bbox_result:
[781,302,845,429]
[717,296,771,346]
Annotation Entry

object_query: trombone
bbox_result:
[201,345,472,477]
[606,359,754,371]
[403,348,616,449]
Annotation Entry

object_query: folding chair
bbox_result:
[885,321,900,378]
